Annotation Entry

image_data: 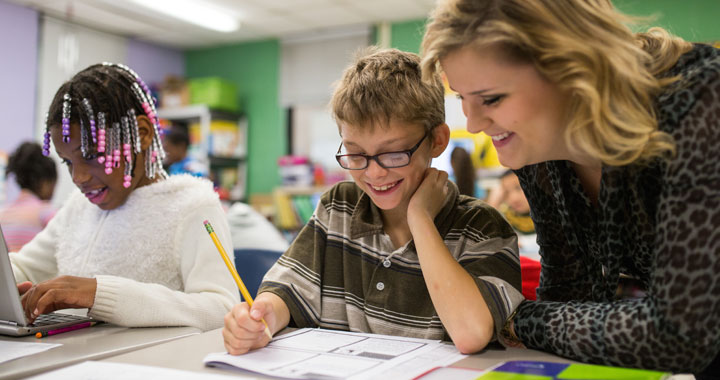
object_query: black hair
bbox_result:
[450,146,476,197]
[48,64,143,137]
[45,63,166,180]
[6,142,57,195]
[164,125,190,148]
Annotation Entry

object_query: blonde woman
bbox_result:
[422,0,719,376]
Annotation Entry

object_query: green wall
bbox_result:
[615,0,720,42]
[389,19,427,54]
[185,40,285,195]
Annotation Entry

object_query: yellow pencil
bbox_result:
[203,220,273,340]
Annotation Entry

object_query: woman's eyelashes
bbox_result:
[454,93,505,106]
[481,94,505,106]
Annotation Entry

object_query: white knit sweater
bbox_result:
[10,175,240,331]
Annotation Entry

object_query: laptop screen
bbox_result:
[0,225,31,326]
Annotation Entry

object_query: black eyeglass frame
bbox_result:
[335,133,429,170]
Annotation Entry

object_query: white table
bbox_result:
[0,324,199,380]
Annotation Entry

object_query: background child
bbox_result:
[449,146,477,198]
[222,48,522,355]
[11,63,239,331]
[162,125,207,177]
[487,170,534,235]
[0,142,57,251]
[489,170,540,301]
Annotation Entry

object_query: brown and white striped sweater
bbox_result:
[259,180,523,341]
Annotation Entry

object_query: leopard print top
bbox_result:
[513,44,720,375]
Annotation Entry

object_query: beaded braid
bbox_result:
[42,113,51,156]
[43,62,167,182]
[61,94,71,143]
[121,116,133,188]
[103,62,166,178]
[81,98,97,144]
[80,116,89,157]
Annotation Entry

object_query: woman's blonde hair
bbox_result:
[421,0,692,165]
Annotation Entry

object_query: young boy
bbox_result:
[222,48,522,354]
[162,125,207,177]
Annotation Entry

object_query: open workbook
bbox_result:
[203,328,466,380]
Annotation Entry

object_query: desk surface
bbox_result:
[102,328,574,378]
[1,324,199,380]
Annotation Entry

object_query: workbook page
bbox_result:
[204,328,466,380]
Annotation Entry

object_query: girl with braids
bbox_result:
[10,63,239,331]
[0,142,57,251]
[421,0,719,376]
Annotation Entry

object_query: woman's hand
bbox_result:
[407,168,449,223]
[20,276,97,322]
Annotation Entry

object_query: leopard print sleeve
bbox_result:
[515,164,596,303]
[512,45,720,374]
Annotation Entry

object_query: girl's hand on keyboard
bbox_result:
[17,281,32,296]
[20,276,97,323]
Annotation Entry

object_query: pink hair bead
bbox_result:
[98,130,106,153]
[98,156,105,164]
[113,149,121,168]
[105,167,113,175]
[123,143,131,162]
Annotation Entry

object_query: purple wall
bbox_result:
[127,39,185,88]
[0,0,38,153]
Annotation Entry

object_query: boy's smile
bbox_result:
[338,121,438,216]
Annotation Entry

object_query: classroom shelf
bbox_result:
[157,105,248,201]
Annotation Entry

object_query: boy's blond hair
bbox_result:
[331,47,445,133]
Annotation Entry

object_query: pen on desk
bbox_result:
[35,321,96,338]
[203,220,273,341]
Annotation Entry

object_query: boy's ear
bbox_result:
[136,115,155,151]
[430,123,450,158]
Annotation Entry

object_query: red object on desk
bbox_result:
[520,256,541,300]
[35,322,96,338]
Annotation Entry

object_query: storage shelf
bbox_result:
[158,105,248,202]
[157,105,241,121]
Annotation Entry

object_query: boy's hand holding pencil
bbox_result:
[203,220,273,344]
[223,299,278,355]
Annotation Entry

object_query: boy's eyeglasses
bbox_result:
[335,133,428,170]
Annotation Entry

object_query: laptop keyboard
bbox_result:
[30,313,87,327]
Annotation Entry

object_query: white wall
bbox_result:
[37,16,128,206]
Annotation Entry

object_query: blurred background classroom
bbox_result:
[1,0,718,278]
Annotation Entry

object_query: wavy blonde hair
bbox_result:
[421,0,692,165]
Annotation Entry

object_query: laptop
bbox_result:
[0,225,95,336]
